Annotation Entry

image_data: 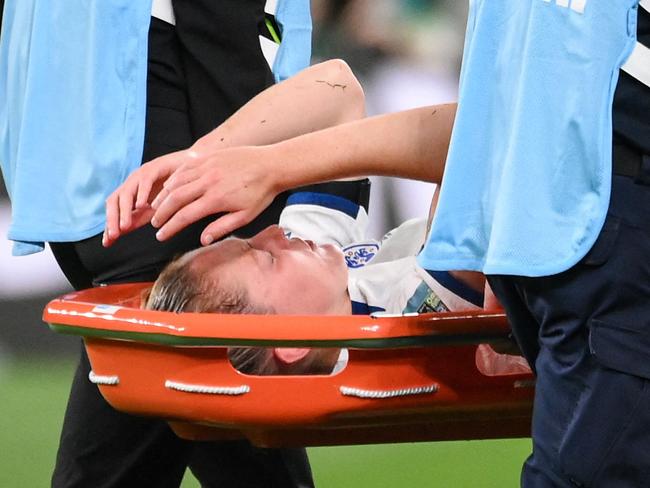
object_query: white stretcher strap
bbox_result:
[152,0,176,26]
[622,41,650,89]
[340,384,439,399]
[165,380,250,395]
[88,371,120,386]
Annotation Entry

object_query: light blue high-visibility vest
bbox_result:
[419,0,640,277]
[0,0,151,255]
[272,0,312,82]
[0,0,311,256]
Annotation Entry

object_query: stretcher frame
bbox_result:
[43,283,534,447]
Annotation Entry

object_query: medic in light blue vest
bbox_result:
[0,0,311,256]
[419,0,640,277]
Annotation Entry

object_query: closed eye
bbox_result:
[246,241,274,266]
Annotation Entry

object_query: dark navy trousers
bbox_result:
[489,165,650,487]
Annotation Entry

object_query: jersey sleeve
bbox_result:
[279,191,369,247]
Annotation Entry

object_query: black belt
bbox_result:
[612,144,649,181]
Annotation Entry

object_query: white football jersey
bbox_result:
[279,192,482,315]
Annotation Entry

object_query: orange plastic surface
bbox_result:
[43,283,534,447]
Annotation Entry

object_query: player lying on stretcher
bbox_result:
[103,59,529,376]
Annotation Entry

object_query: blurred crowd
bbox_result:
[0,0,467,361]
[311,0,466,236]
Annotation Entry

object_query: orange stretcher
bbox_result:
[43,283,534,447]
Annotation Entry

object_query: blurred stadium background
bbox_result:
[0,0,531,485]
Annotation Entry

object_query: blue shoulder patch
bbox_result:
[343,243,380,268]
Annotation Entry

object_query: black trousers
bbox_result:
[49,9,315,488]
[488,152,650,487]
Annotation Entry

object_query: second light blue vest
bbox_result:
[419,0,640,276]
[0,0,311,256]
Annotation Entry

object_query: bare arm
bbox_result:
[266,104,454,189]
[193,59,365,151]
[104,59,365,246]
[151,103,457,244]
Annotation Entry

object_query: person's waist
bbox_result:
[612,143,650,185]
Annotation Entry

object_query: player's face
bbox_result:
[191,225,351,315]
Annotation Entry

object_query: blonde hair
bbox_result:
[143,253,271,374]
[143,254,259,315]
[144,251,337,376]
[228,346,338,376]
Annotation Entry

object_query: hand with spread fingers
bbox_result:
[103,149,194,247]
[150,145,276,245]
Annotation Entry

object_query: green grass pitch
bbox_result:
[0,359,530,487]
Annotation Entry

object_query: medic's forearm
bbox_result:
[192,60,365,152]
[267,103,457,194]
